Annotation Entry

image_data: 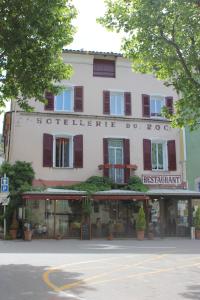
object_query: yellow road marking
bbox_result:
[43,253,168,291]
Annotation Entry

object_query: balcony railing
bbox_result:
[98,164,137,170]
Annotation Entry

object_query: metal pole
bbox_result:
[4,205,6,239]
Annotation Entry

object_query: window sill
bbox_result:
[53,167,74,169]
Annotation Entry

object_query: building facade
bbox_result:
[185,127,200,191]
[3,50,200,239]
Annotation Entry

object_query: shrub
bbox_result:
[136,206,146,231]
[194,207,200,230]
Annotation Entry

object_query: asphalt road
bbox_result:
[0,239,200,300]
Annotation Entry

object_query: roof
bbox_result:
[147,189,200,197]
[23,188,200,199]
[62,48,122,57]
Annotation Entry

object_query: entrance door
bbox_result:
[164,199,189,236]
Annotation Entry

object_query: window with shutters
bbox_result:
[55,88,73,112]
[108,139,124,183]
[152,141,167,171]
[103,91,131,116]
[54,136,73,168]
[150,96,164,117]
[93,59,115,77]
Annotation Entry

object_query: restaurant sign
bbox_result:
[142,175,182,185]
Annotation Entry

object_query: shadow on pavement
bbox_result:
[180,285,200,299]
[0,264,95,300]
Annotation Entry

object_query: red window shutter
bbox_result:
[123,139,130,183]
[73,135,83,168]
[165,96,173,114]
[93,59,115,77]
[103,91,110,114]
[43,134,53,167]
[124,92,132,116]
[167,140,176,171]
[143,139,152,170]
[142,94,150,117]
[44,92,54,111]
[103,138,109,177]
[74,86,83,112]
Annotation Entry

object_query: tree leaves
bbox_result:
[0,0,76,109]
[100,0,200,128]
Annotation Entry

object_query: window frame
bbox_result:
[55,87,74,112]
[53,134,73,168]
[108,139,124,183]
[151,140,168,171]
[110,91,124,116]
[150,95,164,118]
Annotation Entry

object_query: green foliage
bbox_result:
[136,206,146,231]
[64,176,112,194]
[194,207,200,230]
[125,176,149,192]
[99,0,200,128]
[0,0,76,110]
[82,198,92,216]
[0,161,35,229]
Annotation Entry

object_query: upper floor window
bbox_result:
[93,59,115,78]
[152,141,167,171]
[43,134,83,168]
[142,94,173,118]
[110,92,124,116]
[55,88,73,112]
[103,91,131,116]
[143,139,176,171]
[150,96,164,117]
[44,86,83,113]
[55,137,72,168]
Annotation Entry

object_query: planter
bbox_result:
[9,229,17,239]
[107,233,113,240]
[137,230,145,240]
[195,229,200,239]
[24,230,32,241]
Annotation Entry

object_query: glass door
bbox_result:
[108,139,124,183]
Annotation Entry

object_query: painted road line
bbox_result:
[43,253,169,292]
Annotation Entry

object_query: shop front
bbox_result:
[22,189,200,239]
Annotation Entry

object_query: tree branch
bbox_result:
[160,29,200,88]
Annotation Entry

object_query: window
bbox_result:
[142,94,173,118]
[150,96,164,117]
[103,91,131,116]
[45,86,83,112]
[108,139,124,183]
[152,141,167,171]
[110,92,124,116]
[54,136,72,168]
[143,139,176,171]
[93,59,115,77]
[43,134,83,168]
[55,88,73,112]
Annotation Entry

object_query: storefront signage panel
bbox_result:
[143,175,182,185]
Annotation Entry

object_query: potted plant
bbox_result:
[23,221,33,241]
[136,206,146,240]
[194,207,200,239]
[9,211,19,239]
